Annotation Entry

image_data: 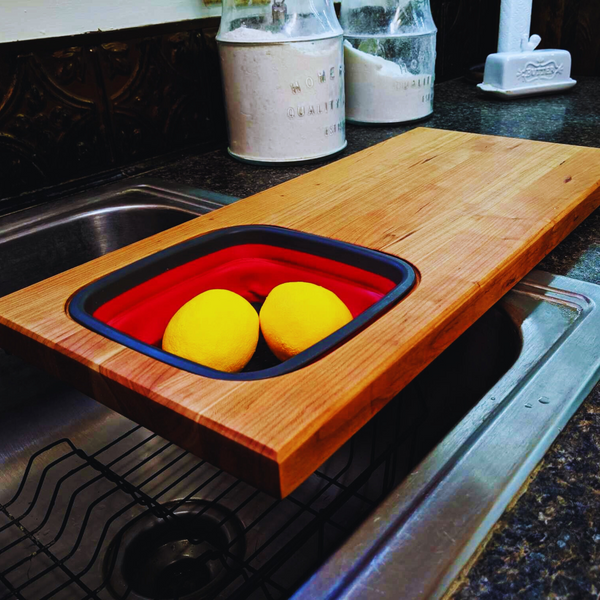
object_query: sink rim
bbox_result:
[0,178,234,248]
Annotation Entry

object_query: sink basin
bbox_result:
[0,180,231,299]
[1,180,600,600]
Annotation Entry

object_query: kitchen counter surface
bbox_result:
[141,76,600,599]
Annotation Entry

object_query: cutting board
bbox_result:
[2,128,600,498]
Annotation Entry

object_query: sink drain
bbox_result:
[104,500,246,600]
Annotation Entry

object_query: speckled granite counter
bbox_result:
[141,76,600,599]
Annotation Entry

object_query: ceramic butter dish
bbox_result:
[478,45,576,98]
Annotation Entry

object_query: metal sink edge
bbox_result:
[0,178,237,244]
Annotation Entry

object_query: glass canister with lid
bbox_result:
[217,0,346,164]
[340,0,436,124]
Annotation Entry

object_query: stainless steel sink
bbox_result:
[1,180,600,600]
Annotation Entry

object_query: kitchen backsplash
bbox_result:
[0,0,597,206]
[0,20,224,206]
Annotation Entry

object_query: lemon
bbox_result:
[260,282,353,361]
[163,289,259,373]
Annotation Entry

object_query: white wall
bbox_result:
[0,0,221,43]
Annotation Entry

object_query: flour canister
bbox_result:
[217,0,346,163]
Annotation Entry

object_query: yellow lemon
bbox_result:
[163,289,259,373]
[260,282,353,361]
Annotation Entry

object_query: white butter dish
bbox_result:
[478,47,576,99]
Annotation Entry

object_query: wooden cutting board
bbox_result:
[2,128,600,498]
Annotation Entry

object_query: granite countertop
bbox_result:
[141,76,600,599]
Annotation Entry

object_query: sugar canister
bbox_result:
[341,0,436,124]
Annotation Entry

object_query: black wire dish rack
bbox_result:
[0,385,427,600]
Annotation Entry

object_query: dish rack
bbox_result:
[0,385,425,600]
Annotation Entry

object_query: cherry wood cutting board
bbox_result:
[2,128,600,498]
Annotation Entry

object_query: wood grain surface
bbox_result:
[1,128,600,498]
